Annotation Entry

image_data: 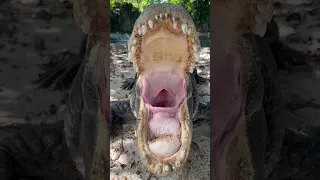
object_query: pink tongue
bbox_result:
[148,112,180,136]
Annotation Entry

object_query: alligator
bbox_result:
[0,1,318,180]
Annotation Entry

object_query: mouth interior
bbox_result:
[142,70,186,158]
[151,89,175,107]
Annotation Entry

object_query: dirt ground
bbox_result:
[0,0,319,180]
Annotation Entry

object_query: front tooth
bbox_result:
[175,160,181,167]
[192,44,198,51]
[181,24,188,34]
[194,52,200,62]
[188,28,192,35]
[189,63,195,73]
[138,28,141,35]
[173,21,178,29]
[160,13,163,18]
[131,45,136,54]
[141,24,147,35]
[191,38,194,43]
[155,15,158,20]
[163,165,170,172]
[148,19,153,28]
[172,17,175,21]
[165,13,168,17]
[133,38,137,44]
[155,164,162,174]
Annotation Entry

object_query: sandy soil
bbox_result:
[0,0,319,180]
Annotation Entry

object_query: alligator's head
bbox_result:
[127,3,200,176]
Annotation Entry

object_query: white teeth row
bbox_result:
[152,163,172,174]
[136,14,192,35]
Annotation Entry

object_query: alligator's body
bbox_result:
[0,1,318,180]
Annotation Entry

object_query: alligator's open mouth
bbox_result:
[135,69,192,176]
[128,3,198,176]
[138,69,191,175]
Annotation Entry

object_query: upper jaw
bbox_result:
[127,3,201,75]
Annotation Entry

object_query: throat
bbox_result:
[151,89,175,107]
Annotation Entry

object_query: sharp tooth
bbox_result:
[163,165,170,172]
[175,160,181,167]
[191,38,194,43]
[138,28,141,35]
[133,38,137,44]
[172,17,175,22]
[165,13,168,17]
[141,25,147,35]
[189,66,193,73]
[188,28,192,35]
[181,24,188,34]
[194,51,200,62]
[149,163,154,168]
[160,13,163,18]
[155,15,158,20]
[148,19,153,28]
[131,45,136,54]
[192,44,198,51]
[155,164,162,174]
[173,21,178,29]
[128,52,132,62]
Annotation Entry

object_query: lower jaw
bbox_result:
[136,102,192,176]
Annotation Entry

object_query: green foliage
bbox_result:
[190,0,210,32]
[110,0,209,32]
[110,2,140,33]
